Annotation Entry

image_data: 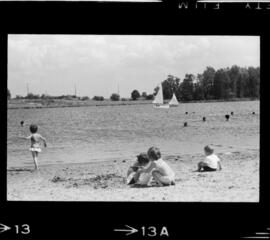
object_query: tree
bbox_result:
[41,94,50,99]
[146,94,154,100]
[110,93,120,101]
[247,67,260,98]
[141,92,147,99]
[180,74,194,101]
[93,96,104,101]
[213,69,231,99]
[236,67,260,98]
[15,95,24,99]
[254,67,260,98]
[153,86,159,96]
[193,74,204,100]
[150,65,259,102]
[162,75,174,100]
[213,69,224,99]
[228,65,240,98]
[201,67,216,99]
[131,90,140,100]
[162,75,181,100]
[236,67,249,98]
[81,96,90,101]
[7,89,11,99]
[26,93,40,99]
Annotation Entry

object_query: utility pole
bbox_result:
[26,83,29,95]
[74,83,77,97]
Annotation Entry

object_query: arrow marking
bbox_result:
[114,225,138,236]
[0,223,11,234]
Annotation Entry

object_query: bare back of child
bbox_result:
[147,147,175,187]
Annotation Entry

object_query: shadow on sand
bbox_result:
[129,181,176,188]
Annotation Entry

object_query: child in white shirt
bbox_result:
[197,145,222,172]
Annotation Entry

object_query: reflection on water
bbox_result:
[7,101,259,168]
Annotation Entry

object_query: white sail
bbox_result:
[153,83,170,108]
[169,93,179,106]
[152,83,164,104]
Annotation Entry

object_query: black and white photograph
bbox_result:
[1,0,269,239]
[7,35,260,202]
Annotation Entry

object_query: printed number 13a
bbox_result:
[142,226,169,237]
[15,224,30,234]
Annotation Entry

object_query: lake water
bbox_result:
[7,101,260,168]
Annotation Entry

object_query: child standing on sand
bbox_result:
[197,145,222,172]
[20,124,47,170]
[126,153,152,185]
[141,147,175,187]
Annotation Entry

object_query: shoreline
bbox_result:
[7,150,259,202]
[8,99,152,110]
[8,98,259,110]
[7,147,257,170]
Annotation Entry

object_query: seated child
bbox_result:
[126,153,152,185]
[197,145,222,172]
[143,146,175,186]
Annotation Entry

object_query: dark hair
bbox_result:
[147,146,161,161]
[137,153,150,165]
[204,145,214,154]
[29,124,38,133]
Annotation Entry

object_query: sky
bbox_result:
[8,35,260,98]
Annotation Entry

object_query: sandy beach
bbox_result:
[7,149,259,202]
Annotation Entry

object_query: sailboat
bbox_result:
[152,83,170,108]
[169,93,179,107]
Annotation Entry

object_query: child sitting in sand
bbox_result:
[197,145,222,172]
[20,124,47,170]
[126,153,152,185]
[141,147,175,187]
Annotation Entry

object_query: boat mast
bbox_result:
[26,82,29,95]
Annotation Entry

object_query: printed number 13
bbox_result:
[15,224,30,234]
[142,226,157,237]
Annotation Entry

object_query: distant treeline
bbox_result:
[8,65,259,102]
[12,93,90,101]
[158,65,260,101]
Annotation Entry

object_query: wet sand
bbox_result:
[7,150,259,202]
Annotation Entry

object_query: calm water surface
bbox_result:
[7,101,260,168]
